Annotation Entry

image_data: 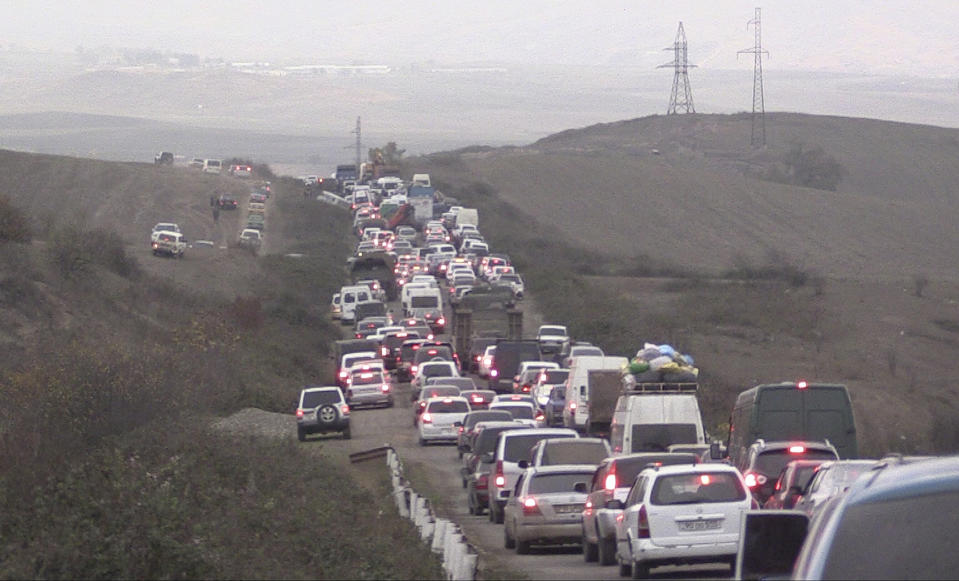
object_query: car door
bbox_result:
[618,475,649,561]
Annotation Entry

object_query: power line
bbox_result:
[658,22,696,115]
[738,7,769,147]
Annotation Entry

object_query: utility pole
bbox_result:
[738,7,768,147]
[658,22,696,115]
[352,116,362,168]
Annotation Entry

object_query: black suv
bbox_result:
[296,386,351,441]
[217,195,238,210]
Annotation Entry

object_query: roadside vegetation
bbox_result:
[0,179,443,579]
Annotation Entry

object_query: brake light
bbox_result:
[341,404,350,415]
[483,356,492,366]
[381,384,391,393]
[381,347,389,357]
[700,474,712,486]
[476,473,489,490]
[797,381,808,389]
[494,460,505,488]
[605,463,618,491]
[522,496,541,516]
[296,408,304,418]
[789,445,806,454]
[522,385,531,393]
[569,402,577,411]
[535,411,545,422]
[490,369,498,378]
[458,425,464,434]
[744,472,767,488]
[637,505,650,538]
[411,365,418,374]
[437,317,445,326]
[471,395,484,403]
[421,412,433,424]
[339,370,348,379]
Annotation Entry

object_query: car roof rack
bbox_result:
[622,381,699,394]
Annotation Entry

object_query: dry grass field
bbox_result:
[421,112,959,455]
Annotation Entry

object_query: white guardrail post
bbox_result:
[379,447,478,580]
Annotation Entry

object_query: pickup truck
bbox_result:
[152,231,187,258]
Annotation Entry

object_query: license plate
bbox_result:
[553,504,583,514]
[678,519,722,531]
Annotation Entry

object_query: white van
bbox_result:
[203,159,222,174]
[563,355,628,432]
[401,281,432,312]
[609,389,706,456]
[339,285,372,325]
[411,173,431,188]
[406,287,443,318]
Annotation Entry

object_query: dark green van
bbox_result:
[727,382,857,467]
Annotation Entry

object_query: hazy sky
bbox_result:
[2,1,957,75]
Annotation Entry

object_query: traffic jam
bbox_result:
[298,164,958,580]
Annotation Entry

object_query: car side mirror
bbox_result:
[573,482,588,494]
[517,460,529,469]
[605,499,625,510]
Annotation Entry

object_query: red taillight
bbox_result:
[535,411,545,421]
[421,412,433,424]
[522,385,531,393]
[490,369,498,378]
[637,505,650,538]
[476,473,489,490]
[474,355,482,362]
[381,347,389,356]
[700,474,712,486]
[458,426,464,434]
[437,317,445,326]
[797,381,808,389]
[494,460,505,488]
[341,404,350,415]
[339,370,348,379]
[744,472,767,488]
[522,496,541,515]
[381,384,391,393]
[411,365,418,374]
[569,402,577,411]
[296,408,304,418]
[483,356,492,366]
[471,395,484,403]
[789,445,806,454]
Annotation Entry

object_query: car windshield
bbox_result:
[494,405,534,420]
[301,390,341,408]
[651,472,746,505]
[756,449,838,477]
[528,472,593,494]
[541,441,609,466]
[427,400,469,413]
[822,490,959,579]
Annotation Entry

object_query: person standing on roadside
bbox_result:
[212,204,220,223]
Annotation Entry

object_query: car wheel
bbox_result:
[318,404,338,424]
[631,560,649,579]
[493,504,504,524]
[419,437,427,447]
[583,537,598,562]
[516,539,530,555]
[297,427,306,442]
[599,535,617,566]
[504,522,516,549]
[618,556,632,578]
[342,426,351,440]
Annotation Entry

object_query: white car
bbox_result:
[488,400,542,427]
[151,222,181,242]
[494,273,525,298]
[536,324,570,355]
[410,360,460,390]
[478,345,496,379]
[613,463,751,578]
[418,396,471,445]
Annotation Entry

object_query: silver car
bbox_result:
[503,465,595,554]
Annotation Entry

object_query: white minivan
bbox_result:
[203,159,222,174]
[563,355,628,432]
[339,285,372,325]
[608,387,706,456]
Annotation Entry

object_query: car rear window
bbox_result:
[301,390,341,408]
[528,472,594,494]
[631,424,698,453]
[541,441,609,466]
[422,364,454,377]
[465,411,513,428]
[756,449,838,477]
[822,490,959,579]
[422,387,460,399]
[427,400,469,413]
[494,405,534,420]
[651,472,746,505]
[543,370,569,383]
[613,454,701,486]
[503,433,575,463]
[351,372,383,385]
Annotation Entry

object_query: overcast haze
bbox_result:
[3,1,958,74]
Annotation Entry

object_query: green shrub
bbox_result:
[47,223,140,279]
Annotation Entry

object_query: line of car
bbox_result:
[299,167,959,580]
